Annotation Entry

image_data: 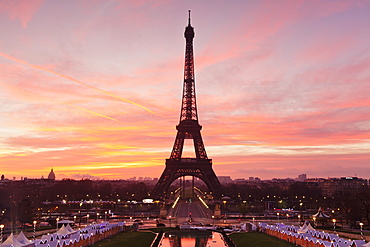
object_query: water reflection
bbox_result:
[160,230,225,247]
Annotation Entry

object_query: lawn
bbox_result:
[91,227,175,247]
[230,232,297,247]
[92,231,155,247]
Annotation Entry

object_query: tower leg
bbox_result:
[151,159,223,199]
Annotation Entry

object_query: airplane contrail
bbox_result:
[67,104,120,122]
[0,81,121,122]
[0,52,156,115]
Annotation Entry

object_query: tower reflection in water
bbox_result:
[161,231,225,247]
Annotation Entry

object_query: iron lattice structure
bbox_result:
[152,11,223,199]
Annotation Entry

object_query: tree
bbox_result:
[334,188,357,224]
[237,202,249,216]
[17,198,33,225]
[357,187,370,224]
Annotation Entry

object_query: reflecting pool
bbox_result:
[159,230,226,247]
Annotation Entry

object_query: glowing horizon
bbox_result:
[1,0,370,181]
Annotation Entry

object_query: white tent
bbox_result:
[64,224,75,233]
[0,233,24,247]
[297,221,315,233]
[55,225,70,236]
[313,207,330,218]
[351,240,366,247]
[16,232,33,245]
[361,241,370,247]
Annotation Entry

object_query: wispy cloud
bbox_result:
[0,52,156,115]
[0,1,369,180]
[0,0,44,28]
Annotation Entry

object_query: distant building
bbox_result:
[218,176,233,184]
[296,174,307,182]
[234,178,246,182]
[305,176,367,197]
[47,168,56,180]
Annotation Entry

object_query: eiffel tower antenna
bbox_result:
[188,10,191,26]
[152,11,223,199]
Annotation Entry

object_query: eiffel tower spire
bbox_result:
[152,11,222,199]
[181,9,197,122]
[170,10,208,161]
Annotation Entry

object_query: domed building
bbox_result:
[47,168,56,180]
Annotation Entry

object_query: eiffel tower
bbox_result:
[152,11,223,199]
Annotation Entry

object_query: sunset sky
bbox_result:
[1,0,370,181]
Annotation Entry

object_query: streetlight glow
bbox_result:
[33,221,37,240]
[0,224,4,244]
[360,222,364,240]
[332,219,336,233]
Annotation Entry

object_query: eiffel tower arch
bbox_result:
[152,11,223,199]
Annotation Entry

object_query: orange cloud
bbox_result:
[0,81,120,122]
[0,52,157,115]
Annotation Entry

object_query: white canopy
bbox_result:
[0,233,23,247]
[16,232,32,245]
[65,224,75,233]
[360,241,370,247]
[56,225,70,235]
[297,220,315,233]
[312,207,330,218]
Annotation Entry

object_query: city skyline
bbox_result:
[0,0,370,180]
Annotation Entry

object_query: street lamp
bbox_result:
[78,210,81,227]
[87,214,89,224]
[97,213,99,222]
[313,217,316,227]
[252,217,255,225]
[105,211,107,222]
[359,222,364,240]
[33,221,37,240]
[277,213,280,223]
[212,216,215,226]
[56,218,59,230]
[0,224,4,244]
[332,219,336,234]
[74,215,77,223]
[298,215,301,224]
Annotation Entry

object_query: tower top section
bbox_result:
[184,10,194,42]
[180,10,198,122]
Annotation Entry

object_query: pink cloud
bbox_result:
[213,153,370,180]
[0,0,44,28]
[1,1,370,181]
